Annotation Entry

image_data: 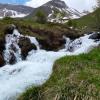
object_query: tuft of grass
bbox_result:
[18,47,100,100]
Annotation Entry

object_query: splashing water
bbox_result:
[4,29,22,64]
[0,29,100,100]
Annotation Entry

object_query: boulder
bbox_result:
[89,32,100,40]
[0,38,5,67]
[9,52,16,65]
[4,24,16,35]
[0,38,5,52]
[0,52,5,67]
[18,37,37,60]
[38,37,66,51]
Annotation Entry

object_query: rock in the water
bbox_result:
[38,37,66,51]
[89,32,100,40]
[18,37,37,60]
[4,24,16,35]
[0,52,5,67]
[0,38,5,67]
[0,38,5,52]
[9,52,16,65]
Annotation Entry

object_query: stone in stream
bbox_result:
[0,52,5,67]
[18,37,37,60]
[89,32,100,40]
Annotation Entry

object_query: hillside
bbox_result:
[0,4,34,18]
[0,17,81,51]
[70,8,100,33]
[27,0,82,23]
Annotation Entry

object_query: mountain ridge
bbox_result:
[0,0,83,22]
[0,3,34,18]
[27,0,82,23]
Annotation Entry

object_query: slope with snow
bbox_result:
[0,8,28,19]
[28,0,82,23]
[0,3,34,19]
[0,26,99,99]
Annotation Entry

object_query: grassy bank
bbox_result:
[18,47,100,100]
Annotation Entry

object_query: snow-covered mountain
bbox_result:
[0,0,85,22]
[28,0,82,23]
[0,4,34,18]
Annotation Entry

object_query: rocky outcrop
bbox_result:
[0,24,81,66]
[28,27,80,51]
[0,38,5,52]
[89,32,100,40]
[38,36,66,51]
[18,37,37,60]
[4,24,16,35]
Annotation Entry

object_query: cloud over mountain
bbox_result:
[25,0,97,12]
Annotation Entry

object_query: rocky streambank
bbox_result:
[0,24,100,67]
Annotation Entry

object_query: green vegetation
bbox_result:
[35,10,47,24]
[73,8,100,32]
[18,47,100,100]
[67,19,77,28]
[52,9,66,23]
[0,17,80,41]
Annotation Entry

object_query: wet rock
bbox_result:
[4,24,16,35]
[9,52,16,65]
[10,44,18,52]
[0,38,5,67]
[18,37,37,60]
[38,37,66,51]
[0,52,5,67]
[0,38,5,52]
[89,32,100,40]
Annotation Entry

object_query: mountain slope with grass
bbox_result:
[27,0,81,23]
[0,17,81,51]
[69,8,100,33]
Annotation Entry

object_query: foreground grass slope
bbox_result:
[18,47,100,100]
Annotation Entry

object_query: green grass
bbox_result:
[65,8,100,34]
[18,47,100,100]
[73,8,100,31]
[0,17,79,37]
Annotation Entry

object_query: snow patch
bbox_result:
[0,8,28,19]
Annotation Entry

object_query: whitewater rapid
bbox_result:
[0,29,100,100]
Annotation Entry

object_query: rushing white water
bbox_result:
[0,29,100,100]
[4,29,22,64]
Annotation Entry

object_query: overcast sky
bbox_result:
[0,0,97,12]
[25,0,97,12]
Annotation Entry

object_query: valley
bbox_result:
[0,0,100,100]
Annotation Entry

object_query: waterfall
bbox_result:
[4,29,22,64]
[4,29,40,64]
